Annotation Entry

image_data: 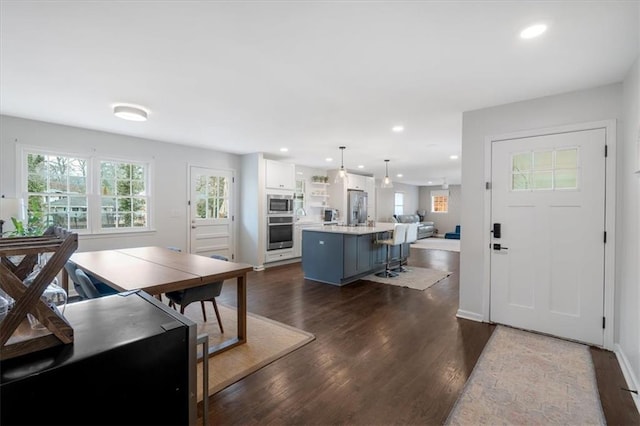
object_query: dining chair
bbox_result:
[375,223,408,278]
[165,254,227,333]
[64,261,118,300]
[394,222,418,273]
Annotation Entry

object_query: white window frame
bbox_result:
[20,146,154,235]
[431,189,449,213]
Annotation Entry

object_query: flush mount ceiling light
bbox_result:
[520,23,547,39]
[396,174,403,178]
[357,165,365,169]
[325,157,333,162]
[113,105,148,121]
[280,147,289,152]
[335,146,348,183]
[450,154,459,160]
[381,159,393,188]
[392,125,404,133]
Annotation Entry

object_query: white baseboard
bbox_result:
[456,309,484,322]
[614,343,640,414]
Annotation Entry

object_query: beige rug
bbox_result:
[180,302,315,400]
[412,237,460,252]
[362,266,451,290]
[446,325,605,425]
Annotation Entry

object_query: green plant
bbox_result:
[3,215,46,237]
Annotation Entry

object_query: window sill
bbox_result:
[78,229,157,240]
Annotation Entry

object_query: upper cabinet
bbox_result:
[265,159,295,190]
[347,173,367,190]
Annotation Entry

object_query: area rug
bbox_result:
[180,302,315,400]
[411,237,460,252]
[445,325,605,425]
[362,266,451,290]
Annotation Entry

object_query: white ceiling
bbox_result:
[1,1,638,186]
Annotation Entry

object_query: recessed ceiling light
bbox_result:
[428,181,433,184]
[325,157,333,162]
[520,23,547,39]
[396,174,403,178]
[357,165,364,169]
[113,104,148,121]
[280,147,288,152]
[392,125,404,133]
[450,155,459,160]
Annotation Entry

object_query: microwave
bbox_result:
[267,194,294,215]
[323,208,338,222]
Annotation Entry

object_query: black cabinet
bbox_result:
[1,292,197,425]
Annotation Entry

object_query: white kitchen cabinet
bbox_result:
[265,159,295,190]
[347,173,367,190]
[294,222,322,257]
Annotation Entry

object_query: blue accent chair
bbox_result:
[444,225,461,240]
[65,261,118,299]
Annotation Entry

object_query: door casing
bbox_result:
[482,120,616,349]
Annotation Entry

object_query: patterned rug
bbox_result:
[446,325,605,425]
[362,266,451,290]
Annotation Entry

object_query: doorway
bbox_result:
[189,166,234,260]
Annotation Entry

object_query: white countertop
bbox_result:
[302,223,395,235]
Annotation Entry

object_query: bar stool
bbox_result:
[394,222,418,273]
[375,223,408,278]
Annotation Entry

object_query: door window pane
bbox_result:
[511,148,580,191]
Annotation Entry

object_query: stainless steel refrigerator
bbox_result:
[347,190,368,226]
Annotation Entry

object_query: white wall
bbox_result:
[377,182,419,221]
[418,184,461,234]
[617,56,640,407]
[0,115,241,255]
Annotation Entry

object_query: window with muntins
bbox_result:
[100,160,148,229]
[23,149,151,234]
[394,192,404,216]
[26,153,89,231]
[430,190,449,213]
[511,148,579,191]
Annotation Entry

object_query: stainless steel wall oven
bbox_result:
[267,216,294,250]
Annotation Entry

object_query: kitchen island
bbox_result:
[302,224,407,286]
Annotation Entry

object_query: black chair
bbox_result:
[65,261,118,300]
[166,254,227,333]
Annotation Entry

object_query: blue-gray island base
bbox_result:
[302,225,408,286]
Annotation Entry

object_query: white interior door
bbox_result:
[490,128,606,346]
[189,166,234,260]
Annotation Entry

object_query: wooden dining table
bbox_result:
[67,246,254,356]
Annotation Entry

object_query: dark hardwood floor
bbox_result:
[208,248,639,425]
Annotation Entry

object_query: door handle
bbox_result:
[492,223,501,238]
[493,243,508,251]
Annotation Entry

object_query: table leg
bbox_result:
[237,273,247,343]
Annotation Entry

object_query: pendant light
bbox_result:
[335,146,348,183]
[381,159,393,188]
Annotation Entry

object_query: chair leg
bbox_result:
[200,301,208,322]
[211,299,224,334]
[376,244,398,278]
[392,244,408,273]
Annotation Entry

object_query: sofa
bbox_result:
[444,225,460,240]
[395,214,435,239]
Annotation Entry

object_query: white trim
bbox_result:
[614,343,640,414]
[456,309,485,322]
[483,119,617,349]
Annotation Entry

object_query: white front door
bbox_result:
[490,128,606,346]
[189,166,234,260]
